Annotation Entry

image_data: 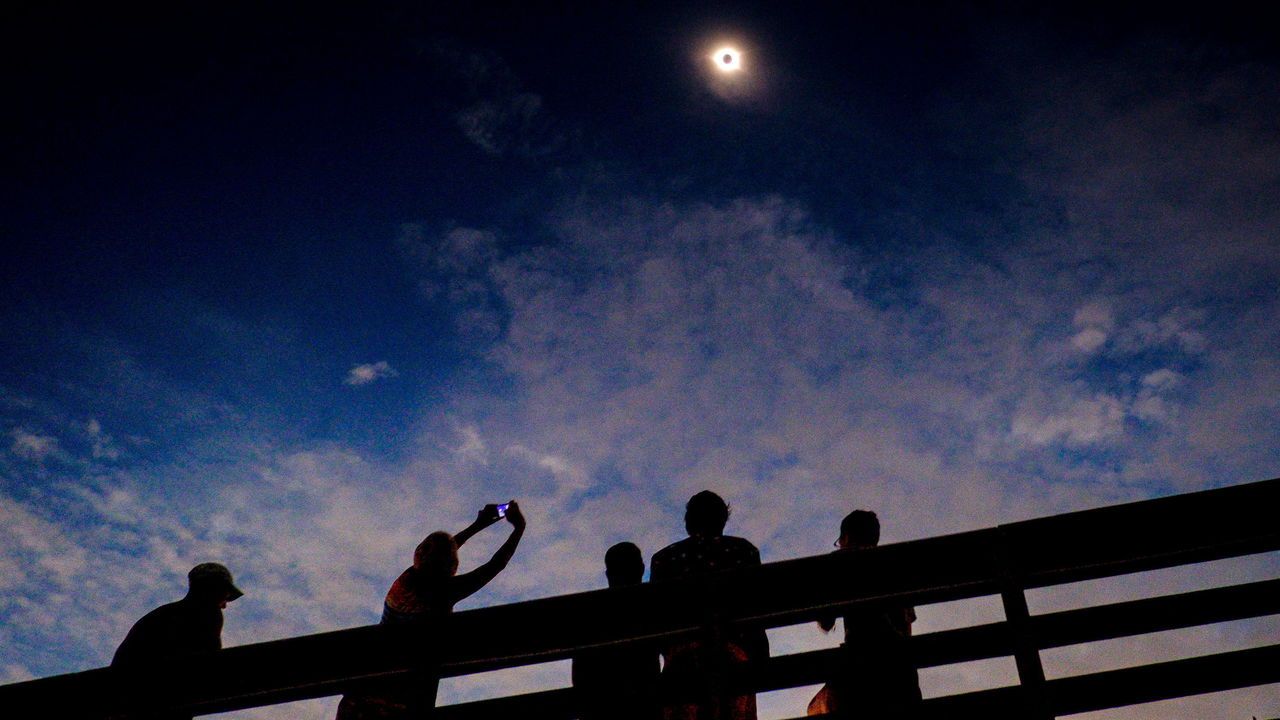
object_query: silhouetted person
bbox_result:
[650,491,768,720]
[808,510,920,718]
[335,501,526,720]
[111,562,244,719]
[572,542,660,720]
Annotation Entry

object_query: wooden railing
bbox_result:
[3,477,1278,719]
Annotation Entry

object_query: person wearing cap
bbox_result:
[111,562,244,717]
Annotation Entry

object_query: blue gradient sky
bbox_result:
[2,3,1278,717]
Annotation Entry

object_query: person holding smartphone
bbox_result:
[336,501,525,719]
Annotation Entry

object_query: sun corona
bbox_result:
[713,47,742,72]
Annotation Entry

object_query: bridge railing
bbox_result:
[2,476,1278,719]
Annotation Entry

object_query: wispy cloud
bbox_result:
[0,664,34,685]
[397,224,505,342]
[431,41,563,159]
[344,361,398,387]
[9,429,58,461]
[86,419,119,460]
[1011,394,1127,447]
[402,188,1279,714]
[1071,302,1113,354]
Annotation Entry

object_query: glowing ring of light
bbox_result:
[713,47,742,72]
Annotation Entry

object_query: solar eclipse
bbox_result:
[713,47,742,72]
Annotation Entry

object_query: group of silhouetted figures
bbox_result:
[111,491,920,719]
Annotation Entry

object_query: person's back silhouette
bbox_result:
[112,562,245,720]
[809,510,921,718]
[572,542,659,720]
[650,491,767,720]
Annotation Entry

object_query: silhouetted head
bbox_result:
[684,490,730,538]
[187,562,243,609]
[414,531,459,579]
[604,542,644,587]
[838,510,880,550]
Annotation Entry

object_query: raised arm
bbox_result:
[454,504,503,548]
[451,501,526,602]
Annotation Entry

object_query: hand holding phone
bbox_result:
[501,500,524,530]
[478,504,502,525]
[478,501,521,528]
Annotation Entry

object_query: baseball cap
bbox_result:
[188,562,245,601]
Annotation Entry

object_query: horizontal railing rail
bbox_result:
[431,576,1280,720]
[1,476,1277,719]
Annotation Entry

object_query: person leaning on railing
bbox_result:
[110,562,245,720]
[650,491,769,720]
[808,510,921,719]
[572,541,660,720]
[335,501,526,720]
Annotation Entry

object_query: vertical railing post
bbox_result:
[997,529,1054,720]
[700,572,733,720]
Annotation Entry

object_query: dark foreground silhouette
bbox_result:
[112,562,244,720]
[13,478,1271,720]
[809,510,921,718]
[651,491,769,720]
[103,496,923,720]
[572,541,660,720]
[335,501,525,720]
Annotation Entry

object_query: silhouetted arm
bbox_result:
[454,505,503,548]
[450,502,526,602]
[897,606,916,637]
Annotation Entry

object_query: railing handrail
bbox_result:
[428,573,1280,720]
[2,476,1277,718]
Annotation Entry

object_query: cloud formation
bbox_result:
[344,361,398,387]
[9,429,58,461]
[403,187,1278,715]
[3,179,1276,717]
[431,41,563,158]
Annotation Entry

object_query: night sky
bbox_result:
[2,3,1278,717]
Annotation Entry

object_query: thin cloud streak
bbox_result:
[9,429,58,461]
[344,362,398,387]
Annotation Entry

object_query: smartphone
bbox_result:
[495,502,510,519]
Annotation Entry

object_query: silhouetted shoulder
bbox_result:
[112,599,222,667]
[650,535,760,581]
[650,540,683,566]
[719,535,760,561]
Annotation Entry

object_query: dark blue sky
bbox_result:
[7,3,1245,448]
